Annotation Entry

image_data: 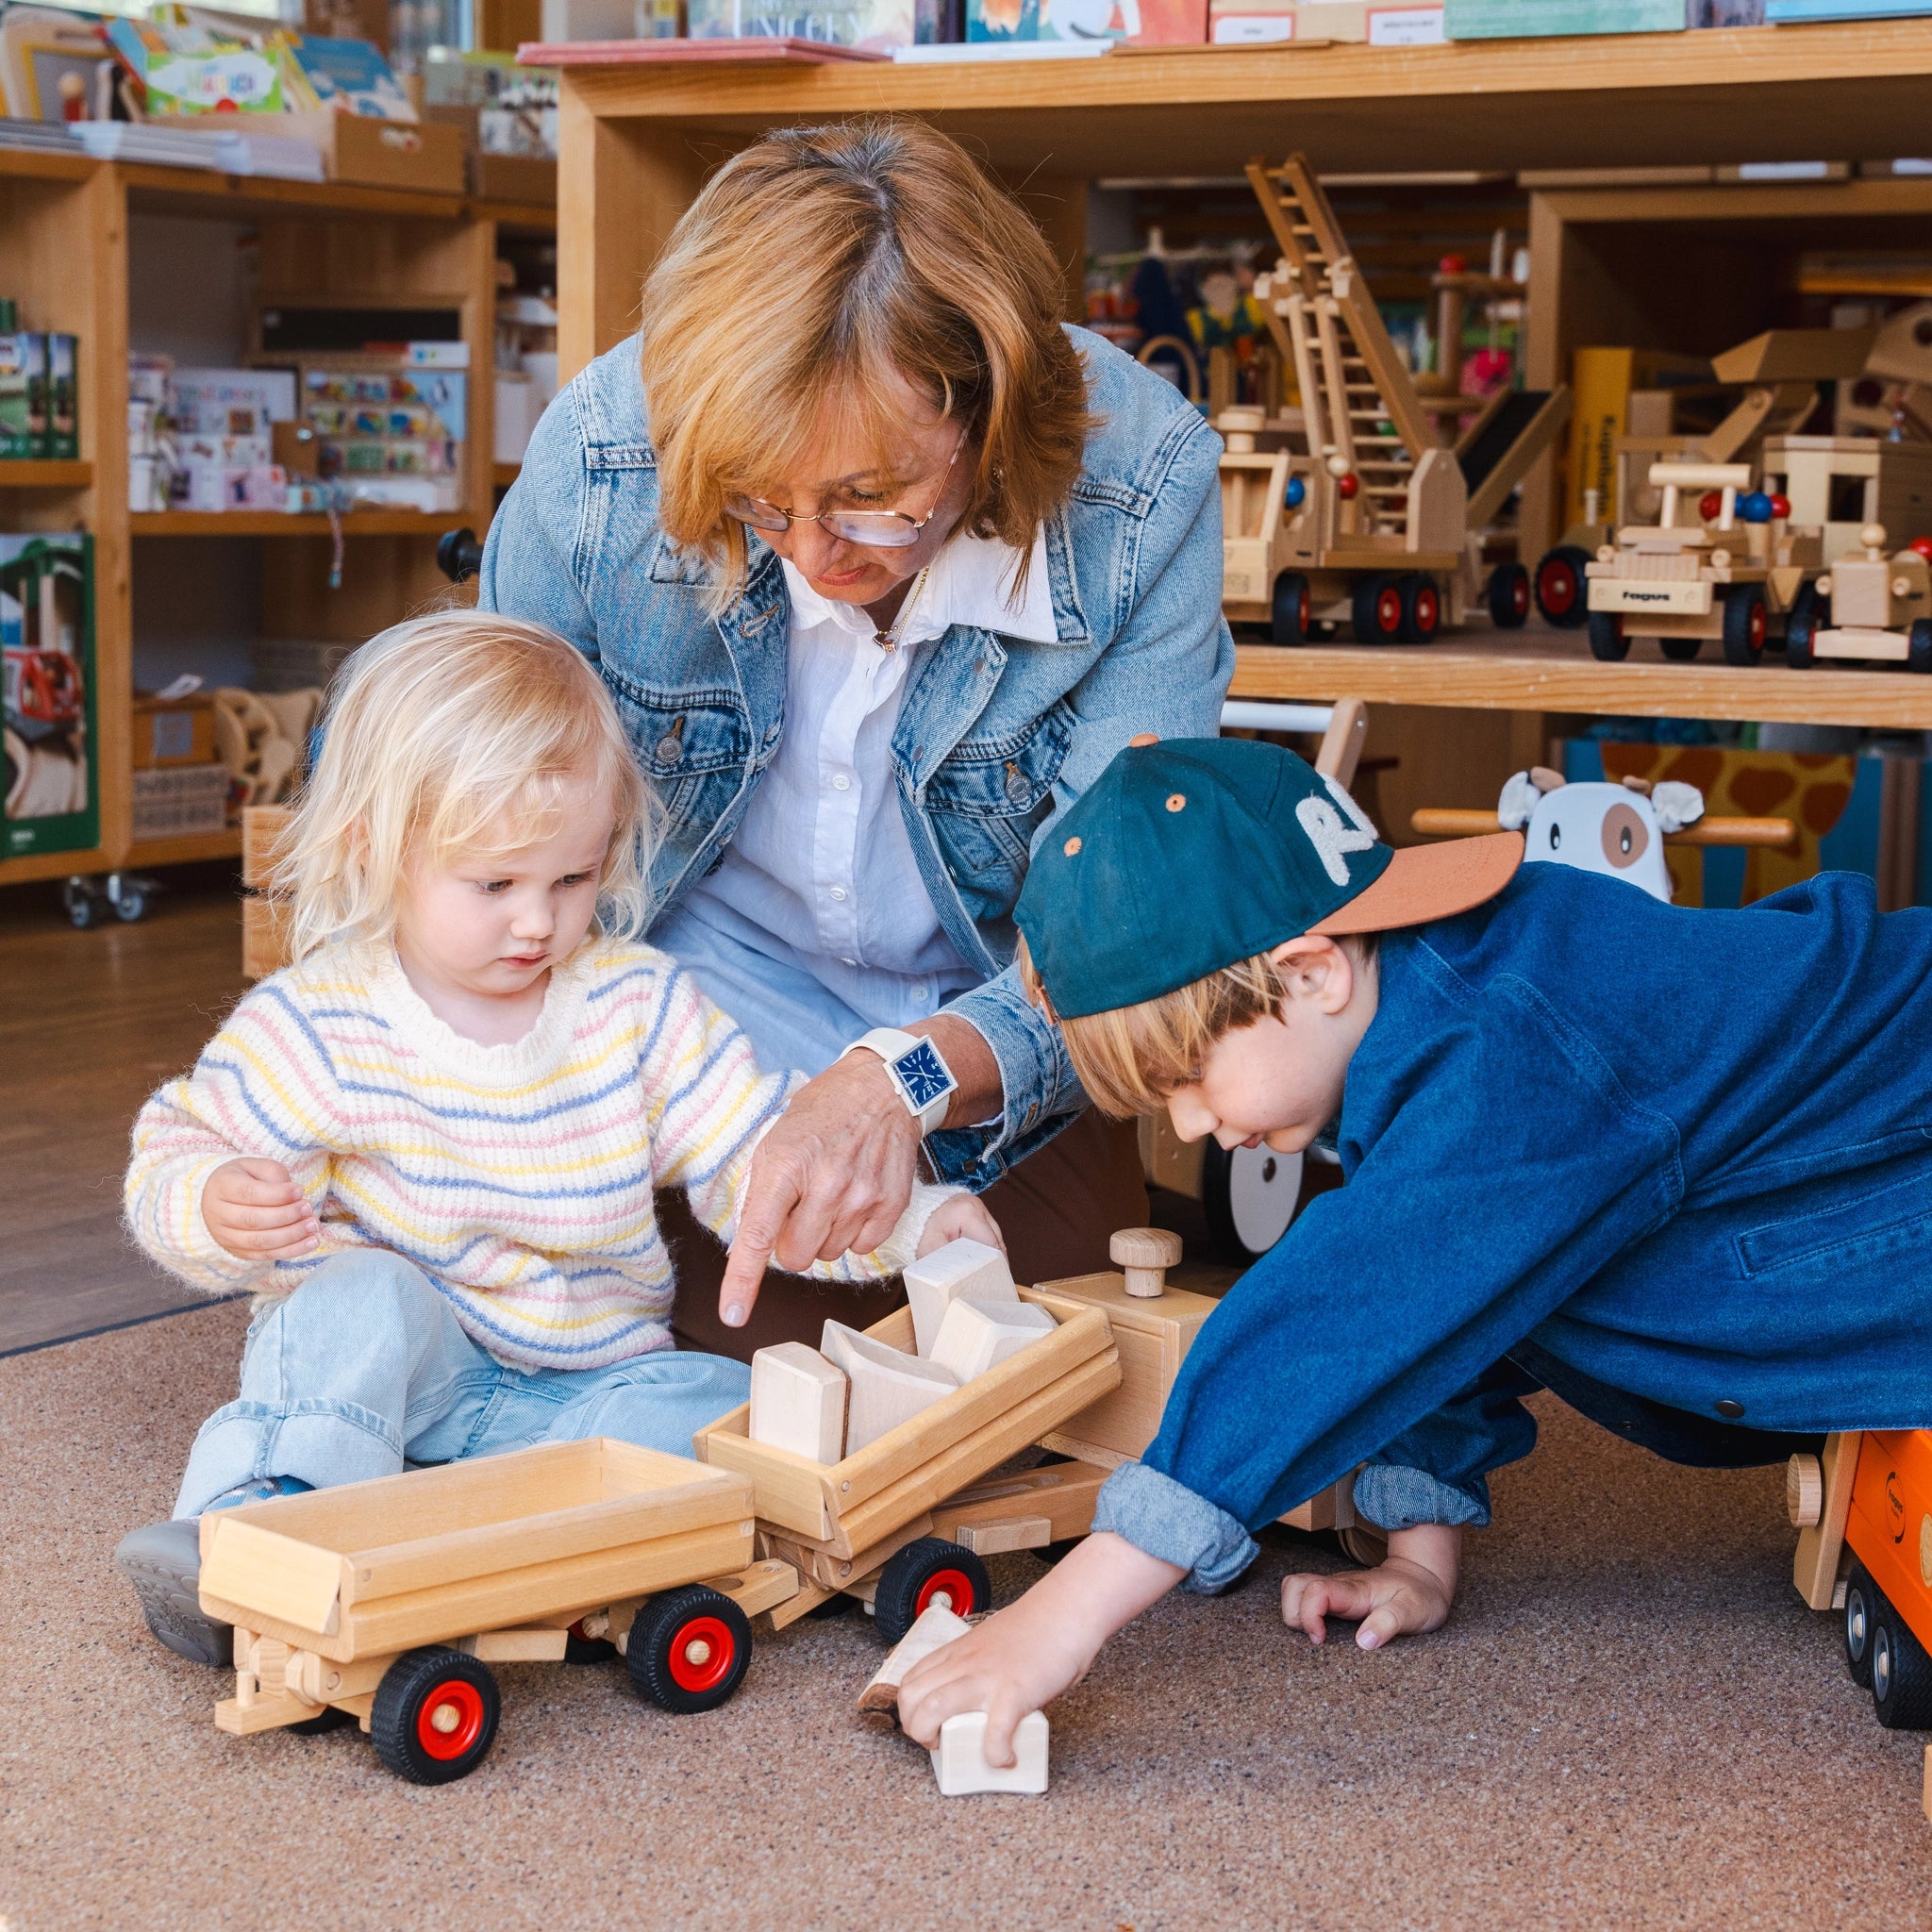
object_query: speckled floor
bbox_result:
[4,1299,1928,1932]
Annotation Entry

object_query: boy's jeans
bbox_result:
[174,1249,750,1519]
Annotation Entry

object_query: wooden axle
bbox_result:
[1410,808,1797,849]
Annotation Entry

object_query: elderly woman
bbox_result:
[482,118,1232,1354]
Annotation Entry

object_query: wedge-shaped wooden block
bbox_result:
[750,1342,848,1463]
[823,1321,958,1455]
[929,1294,1058,1384]
[905,1237,1016,1357]
[858,1601,971,1714]
[932,1709,1048,1796]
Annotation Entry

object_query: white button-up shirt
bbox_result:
[666,526,1058,1074]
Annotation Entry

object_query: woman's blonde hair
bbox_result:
[277,611,656,961]
[1013,932,1374,1119]
[640,117,1094,608]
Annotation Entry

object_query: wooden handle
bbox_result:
[1409,808,1796,850]
[1111,1226,1182,1300]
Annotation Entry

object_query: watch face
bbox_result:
[892,1039,957,1110]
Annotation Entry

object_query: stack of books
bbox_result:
[0,119,85,156]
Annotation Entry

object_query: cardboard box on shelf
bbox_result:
[148,111,465,193]
[1566,346,1714,528]
[131,691,216,771]
[131,763,230,841]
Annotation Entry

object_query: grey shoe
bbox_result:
[115,1519,231,1668]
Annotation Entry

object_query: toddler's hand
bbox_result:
[916,1191,1006,1258]
[1281,1527,1458,1653]
[201,1158,320,1262]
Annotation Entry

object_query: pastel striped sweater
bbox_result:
[125,940,955,1370]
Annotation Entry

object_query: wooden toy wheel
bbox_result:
[1721,586,1768,668]
[1784,585,1824,668]
[1397,574,1441,644]
[874,1538,993,1645]
[1487,563,1530,630]
[1871,1593,1932,1729]
[1844,1561,1877,1690]
[1659,637,1703,661]
[1909,619,1932,675]
[1351,574,1405,645]
[1587,611,1629,662]
[627,1586,753,1715]
[1534,546,1592,628]
[1270,572,1311,646]
[371,1648,500,1785]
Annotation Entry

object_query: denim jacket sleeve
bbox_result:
[475,390,599,657]
[933,410,1236,1184]
[1096,961,1684,1587]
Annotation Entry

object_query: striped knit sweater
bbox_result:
[125,939,957,1370]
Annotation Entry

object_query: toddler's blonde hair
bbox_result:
[278,611,655,961]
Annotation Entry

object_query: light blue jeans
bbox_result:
[174,1250,751,1519]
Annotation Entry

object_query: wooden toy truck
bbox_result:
[1788,523,1932,672]
[1788,1431,1932,1807]
[1220,153,1570,646]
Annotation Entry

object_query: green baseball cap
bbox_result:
[1015,737,1523,1021]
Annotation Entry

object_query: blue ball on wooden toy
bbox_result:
[1285,475,1307,510]
[1740,491,1774,524]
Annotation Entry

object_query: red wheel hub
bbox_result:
[1294,583,1309,629]
[1376,587,1402,633]
[915,1568,978,1619]
[416,1678,486,1761]
[1748,600,1766,648]
[1413,585,1441,632]
[1538,559,1576,614]
[1509,575,1529,619]
[666,1614,737,1694]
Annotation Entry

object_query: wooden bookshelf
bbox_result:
[0,148,556,896]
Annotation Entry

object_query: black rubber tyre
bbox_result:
[1845,1561,1878,1690]
[1909,619,1932,675]
[1785,584,1825,669]
[370,1647,500,1785]
[874,1538,993,1646]
[1872,1592,1932,1729]
[1270,571,1311,645]
[627,1586,752,1715]
[1722,586,1769,668]
[1535,545,1593,628]
[290,1705,358,1736]
[1397,573,1442,644]
[1488,562,1531,629]
[1351,573,1405,644]
[1659,636,1704,662]
[1587,610,1629,661]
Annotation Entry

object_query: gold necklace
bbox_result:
[870,565,931,656]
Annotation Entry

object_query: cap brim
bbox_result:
[1309,830,1524,937]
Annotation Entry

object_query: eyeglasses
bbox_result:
[724,427,965,551]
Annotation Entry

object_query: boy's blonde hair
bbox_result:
[639,118,1093,612]
[278,611,656,961]
[1014,931,1374,1119]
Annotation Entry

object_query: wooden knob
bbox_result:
[1111,1226,1183,1299]
[1788,1452,1823,1528]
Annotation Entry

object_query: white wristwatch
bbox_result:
[841,1026,959,1137]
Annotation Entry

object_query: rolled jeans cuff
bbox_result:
[1352,1462,1491,1532]
[1092,1461,1257,1595]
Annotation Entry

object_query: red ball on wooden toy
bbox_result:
[1911,537,1932,561]
[1699,491,1724,523]
[1770,494,1791,520]
[1336,473,1359,500]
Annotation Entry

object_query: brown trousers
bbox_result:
[666,1108,1149,1361]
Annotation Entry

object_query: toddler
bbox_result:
[115,611,996,1664]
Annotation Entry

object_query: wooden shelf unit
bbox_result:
[0,149,556,893]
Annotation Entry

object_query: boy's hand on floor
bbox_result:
[896,1533,1184,1765]
[201,1158,320,1261]
[1281,1523,1461,1652]
[915,1192,1006,1257]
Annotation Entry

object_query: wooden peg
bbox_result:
[1109,1226,1183,1300]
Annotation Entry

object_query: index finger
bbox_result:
[719,1156,802,1328]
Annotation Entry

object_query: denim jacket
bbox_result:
[479,327,1234,1185]
[1095,863,1932,1590]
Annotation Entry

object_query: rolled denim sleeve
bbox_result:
[1092,1461,1258,1594]
[477,383,599,658]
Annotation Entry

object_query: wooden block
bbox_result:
[929,1461,1108,1550]
[240,804,294,888]
[904,1238,1016,1357]
[242,893,293,981]
[955,1515,1053,1557]
[932,1710,1048,1796]
[822,1321,959,1456]
[459,1625,571,1661]
[1795,1431,1863,1611]
[200,1518,347,1639]
[749,1342,847,1463]
[214,1691,320,1737]
[765,1576,837,1631]
[858,1602,971,1715]
[929,1296,1058,1384]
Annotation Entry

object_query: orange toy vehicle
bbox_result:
[1790,1431,1932,1748]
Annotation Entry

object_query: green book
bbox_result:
[1447,0,1685,33]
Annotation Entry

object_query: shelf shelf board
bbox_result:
[1228,632,1932,731]
[125,827,243,868]
[131,509,464,537]
[473,198,558,229]
[115,161,470,223]
[493,461,523,487]
[0,148,94,187]
[0,844,110,889]
[0,459,93,488]
[556,19,1932,176]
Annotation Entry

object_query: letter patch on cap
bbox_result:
[1294,777,1377,886]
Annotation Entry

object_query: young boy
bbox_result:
[897,735,1932,1762]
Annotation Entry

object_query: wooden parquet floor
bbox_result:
[0,876,247,1355]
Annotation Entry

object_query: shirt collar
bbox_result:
[779,525,1059,648]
